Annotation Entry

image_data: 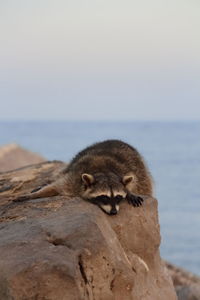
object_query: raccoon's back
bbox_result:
[68,140,145,172]
[66,140,153,195]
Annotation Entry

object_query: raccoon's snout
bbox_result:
[100,204,119,215]
[110,207,118,215]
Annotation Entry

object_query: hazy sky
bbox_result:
[0,0,200,121]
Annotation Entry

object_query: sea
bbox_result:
[0,121,200,275]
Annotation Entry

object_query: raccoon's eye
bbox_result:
[114,195,123,203]
[96,195,110,205]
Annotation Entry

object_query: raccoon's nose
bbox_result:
[110,208,117,215]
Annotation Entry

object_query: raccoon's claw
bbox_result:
[127,194,144,207]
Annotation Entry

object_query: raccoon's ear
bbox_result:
[81,173,95,186]
[122,174,135,186]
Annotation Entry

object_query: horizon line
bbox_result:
[0,119,200,123]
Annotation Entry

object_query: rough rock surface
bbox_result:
[0,161,177,300]
[0,144,45,172]
[0,145,198,299]
[166,262,200,300]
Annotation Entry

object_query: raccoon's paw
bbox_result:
[127,194,144,207]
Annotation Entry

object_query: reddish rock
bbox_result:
[0,162,177,300]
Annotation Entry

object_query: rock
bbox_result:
[0,161,177,300]
[165,262,200,300]
[0,144,45,172]
[176,285,200,300]
[166,261,200,288]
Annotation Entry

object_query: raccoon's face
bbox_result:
[80,172,130,215]
[90,194,124,215]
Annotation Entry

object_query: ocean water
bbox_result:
[0,121,200,275]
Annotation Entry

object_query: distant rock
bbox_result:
[166,262,200,300]
[176,285,200,300]
[0,143,45,172]
[0,161,177,300]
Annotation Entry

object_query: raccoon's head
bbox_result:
[80,172,135,215]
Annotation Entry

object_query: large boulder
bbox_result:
[0,161,177,300]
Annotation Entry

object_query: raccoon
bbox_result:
[13,140,153,215]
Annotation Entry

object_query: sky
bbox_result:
[0,0,200,121]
